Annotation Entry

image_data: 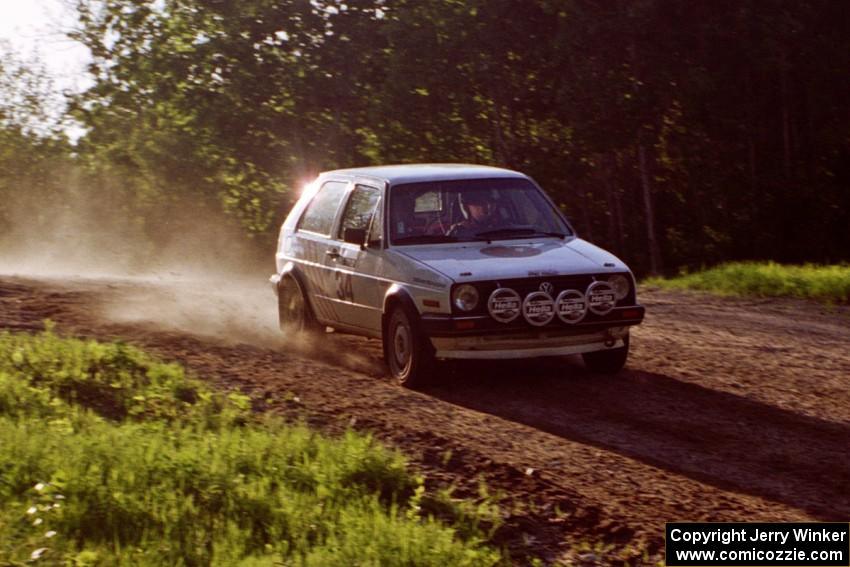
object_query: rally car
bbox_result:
[271,164,644,386]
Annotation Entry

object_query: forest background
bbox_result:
[1,0,848,277]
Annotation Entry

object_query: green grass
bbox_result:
[0,326,505,566]
[644,262,850,303]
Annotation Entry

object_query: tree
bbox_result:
[64,0,850,273]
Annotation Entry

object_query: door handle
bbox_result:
[325,249,341,259]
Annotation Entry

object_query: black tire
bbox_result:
[384,304,434,388]
[277,275,319,334]
[582,335,630,374]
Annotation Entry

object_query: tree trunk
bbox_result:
[747,133,760,254]
[638,143,662,275]
[580,185,594,242]
[780,50,792,181]
[603,153,624,254]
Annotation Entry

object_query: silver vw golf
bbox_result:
[271,164,644,386]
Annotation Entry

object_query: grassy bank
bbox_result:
[644,262,850,303]
[0,327,505,566]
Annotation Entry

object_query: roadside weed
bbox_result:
[0,327,505,566]
[644,262,850,303]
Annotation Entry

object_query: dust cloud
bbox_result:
[97,277,385,376]
[0,181,384,375]
[0,177,269,280]
[0,177,276,339]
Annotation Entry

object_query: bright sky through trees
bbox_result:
[0,0,90,87]
[0,0,91,136]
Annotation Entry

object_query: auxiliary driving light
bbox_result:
[522,291,556,326]
[555,289,587,324]
[488,288,521,323]
[586,280,616,316]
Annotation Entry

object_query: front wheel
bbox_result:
[384,305,434,388]
[582,335,630,374]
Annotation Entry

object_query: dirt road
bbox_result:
[2,274,849,564]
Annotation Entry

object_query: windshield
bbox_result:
[389,178,572,245]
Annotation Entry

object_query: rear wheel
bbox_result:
[384,305,434,388]
[582,335,630,374]
[277,275,319,334]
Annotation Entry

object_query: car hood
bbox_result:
[396,237,629,282]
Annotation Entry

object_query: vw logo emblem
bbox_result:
[539,281,554,295]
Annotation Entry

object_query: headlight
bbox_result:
[452,284,479,312]
[608,274,630,300]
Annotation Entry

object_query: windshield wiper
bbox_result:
[474,227,566,240]
[534,231,568,239]
[392,234,462,245]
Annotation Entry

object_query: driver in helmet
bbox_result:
[447,190,500,237]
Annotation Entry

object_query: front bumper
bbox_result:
[421,304,643,360]
[430,332,626,359]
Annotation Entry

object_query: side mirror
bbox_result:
[343,227,367,247]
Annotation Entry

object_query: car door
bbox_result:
[293,179,350,324]
[330,183,385,333]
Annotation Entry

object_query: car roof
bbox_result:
[321,163,529,186]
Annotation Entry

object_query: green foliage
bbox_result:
[644,262,850,304]
[0,329,505,566]
[64,0,850,273]
[0,325,244,426]
[417,482,504,543]
[5,2,850,272]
